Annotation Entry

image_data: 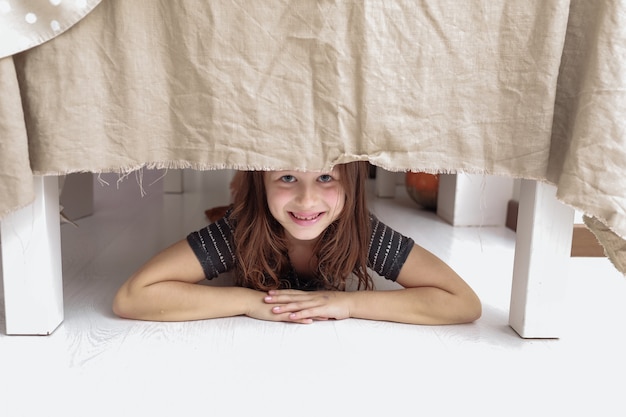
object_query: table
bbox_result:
[1,0,625,337]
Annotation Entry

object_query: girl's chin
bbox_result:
[284,227,325,243]
[286,231,324,242]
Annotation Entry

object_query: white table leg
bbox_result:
[1,176,64,335]
[509,180,574,338]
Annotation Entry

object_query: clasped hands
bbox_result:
[248,289,352,324]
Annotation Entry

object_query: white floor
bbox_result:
[1,170,625,417]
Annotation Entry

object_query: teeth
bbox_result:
[293,213,320,220]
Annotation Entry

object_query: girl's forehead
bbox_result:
[265,168,339,177]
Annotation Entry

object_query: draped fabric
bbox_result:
[0,0,624,273]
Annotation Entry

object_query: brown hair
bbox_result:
[230,161,373,291]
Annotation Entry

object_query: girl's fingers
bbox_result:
[266,291,344,322]
[264,294,308,304]
[267,289,304,296]
[266,308,312,324]
[271,303,308,314]
[288,309,331,322]
[265,290,330,305]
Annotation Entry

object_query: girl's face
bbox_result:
[263,169,346,243]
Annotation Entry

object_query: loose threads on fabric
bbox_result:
[115,172,131,190]
[96,173,110,187]
[97,167,166,198]
[148,169,168,188]
[134,169,146,197]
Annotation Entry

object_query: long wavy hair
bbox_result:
[230,161,373,291]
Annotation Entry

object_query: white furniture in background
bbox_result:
[437,174,515,227]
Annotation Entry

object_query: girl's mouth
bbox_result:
[289,212,323,222]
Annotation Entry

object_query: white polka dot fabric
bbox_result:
[0,0,101,58]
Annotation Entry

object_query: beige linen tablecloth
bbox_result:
[0,0,624,273]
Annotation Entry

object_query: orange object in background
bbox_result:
[405,172,439,210]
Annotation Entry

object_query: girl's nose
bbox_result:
[296,184,316,206]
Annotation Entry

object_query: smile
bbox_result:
[290,212,323,221]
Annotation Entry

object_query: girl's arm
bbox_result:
[264,244,482,325]
[347,244,481,324]
[112,240,303,322]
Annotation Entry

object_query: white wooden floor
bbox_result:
[1,170,625,417]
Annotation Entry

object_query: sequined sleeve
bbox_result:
[186,211,237,280]
[367,214,415,281]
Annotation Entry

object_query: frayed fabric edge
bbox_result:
[583,216,626,276]
[0,198,36,221]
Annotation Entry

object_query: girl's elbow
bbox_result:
[112,286,140,319]
[468,303,482,323]
[461,294,482,323]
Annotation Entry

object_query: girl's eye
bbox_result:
[318,174,333,183]
[280,175,296,183]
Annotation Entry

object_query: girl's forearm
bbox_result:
[113,281,262,322]
[347,287,481,325]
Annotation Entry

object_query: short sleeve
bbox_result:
[367,214,414,281]
[186,212,237,280]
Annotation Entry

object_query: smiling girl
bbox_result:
[113,162,481,325]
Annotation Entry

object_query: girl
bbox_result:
[113,162,481,325]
